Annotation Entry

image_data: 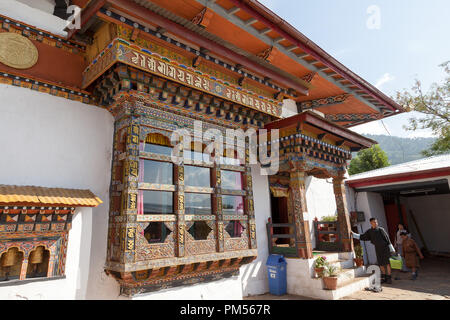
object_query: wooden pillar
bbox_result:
[289,170,313,259]
[333,175,353,252]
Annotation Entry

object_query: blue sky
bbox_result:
[259,0,449,138]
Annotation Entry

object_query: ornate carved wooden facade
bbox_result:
[264,111,376,258]
[89,25,285,294]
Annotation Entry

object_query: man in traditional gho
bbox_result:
[351,218,396,284]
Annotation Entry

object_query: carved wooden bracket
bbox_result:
[191,7,214,28]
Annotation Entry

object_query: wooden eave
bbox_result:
[265,111,377,150]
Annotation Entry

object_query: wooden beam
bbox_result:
[67,0,106,39]
[227,7,240,15]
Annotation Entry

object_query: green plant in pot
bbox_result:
[354,245,364,267]
[322,264,340,290]
[313,256,327,278]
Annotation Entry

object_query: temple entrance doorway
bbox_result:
[270,195,290,245]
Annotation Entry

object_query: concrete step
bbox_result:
[336,267,365,286]
[319,274,375,300]
[327,258,354,270]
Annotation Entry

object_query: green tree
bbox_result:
[348,144,390,175]
[395,61,450,156]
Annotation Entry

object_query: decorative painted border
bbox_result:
[0,71,92,104]
[83,39,282,117]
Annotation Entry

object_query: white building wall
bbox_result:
[241,165,272,296]
[305,176,337,248]
[346,190,388,265]
[0,84,115,299]
[401,192,450,253]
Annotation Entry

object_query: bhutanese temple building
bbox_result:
[0,0,404,300]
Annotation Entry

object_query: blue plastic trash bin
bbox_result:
[266,254,287,295]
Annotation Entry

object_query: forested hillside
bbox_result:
[359,134,436,165]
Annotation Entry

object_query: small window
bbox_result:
[185,193,212,215]
[225,221,245,238]
[141,190,173,214]
[188,221,212,240]
[222,195,244,215]
[221,170,243,190]
[144,223,172,244]
[141,160,173,185]
[184,165,211,187]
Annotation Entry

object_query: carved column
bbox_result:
[213,168,224,252]
[175,165,186,257]
[333,175,353,252]
[121,115,140,265]
[289,170,313,259]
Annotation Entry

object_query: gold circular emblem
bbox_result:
[0,32,38,69]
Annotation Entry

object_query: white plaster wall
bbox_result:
[0,84,114,299]
[348,191,388,265]
[132,276,242,300]
[401,193,450,253]
[240,165,272,296]
[305,176,337,248]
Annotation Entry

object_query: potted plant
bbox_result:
[354,245,364,267]
[313,256,327,278]
[322,264,339,290]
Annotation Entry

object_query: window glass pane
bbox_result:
[185,166,211,187]
[144,222,172,244]
[142,191,173,214]
[143,143,173,156]
[219,157,242,166]
[188,221,212,240]
[225,221,245,238]
[185,193,212,215]
[221,170,242,190]
[184,150,210,163]
[222,195,244,215]
[142,160,173,185]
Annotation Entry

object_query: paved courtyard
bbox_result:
[245,257,450,300]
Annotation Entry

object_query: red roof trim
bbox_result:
[346,167,450,189]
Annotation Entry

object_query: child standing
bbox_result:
[400,231,424,280]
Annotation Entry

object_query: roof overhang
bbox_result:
[346,167,450,189]
[0,185,103,207]
[265,110,377,151]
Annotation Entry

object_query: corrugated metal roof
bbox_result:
[0,185,103,207]
[347,153,450,182]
